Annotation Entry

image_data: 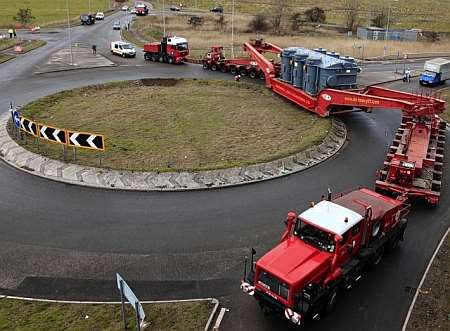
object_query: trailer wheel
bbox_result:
[230,66,237,75]
[239,68,247,76]
[325,289,338,314]
[202,62,209,70]
[249,70,257,79]
[168,56,174,64]
[220,65,227,73]
[211,64,218,71]
[372,246,385,266]
[259,72,265,80]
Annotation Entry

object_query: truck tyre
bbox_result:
[372,246,385,266]
[151,54,158,62]
[387,236,400,252]
[230,66,237,75]
[220,65,227,73]
[159,56,164,63]
[249,70,257,79]
[259,72,265,80]
[325,289,338,314]
[211,64,218,71]
[168,56,174,64]
[202,62,209,70]
[240,68,247,76]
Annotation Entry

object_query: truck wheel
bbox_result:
[387,236,400,252]
[220,65,227,73]
[325,289,338,314]
[159,56,164,63]
[259,72,265,80]
[202,62,209,70]
[249,70,257,79]
[211,64,218,71]
[372,246,385,266]
[151,54,158,62]
[230,66,237,75]
[168,56,174,64]
[240,68,247,76]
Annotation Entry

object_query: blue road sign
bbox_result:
[13,110,20,128]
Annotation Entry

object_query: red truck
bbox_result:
[143,36,189,64]
[135,4,149,16]
[241,188,409,325]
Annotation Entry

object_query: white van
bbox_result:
[110,41,136,58]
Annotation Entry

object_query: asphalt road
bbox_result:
[0,14,449,331]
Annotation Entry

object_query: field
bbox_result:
[129,13,450,59]
[176,0,450,32]
[12,79,330,172]
[0,297,214,330]
[0,0,112,27]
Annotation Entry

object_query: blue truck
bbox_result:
[419,58,450,86]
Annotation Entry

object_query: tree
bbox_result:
[248,15,269,33]
[304,7,326,23]
[13,8,34,26]
[290,13,303,32]
[187,16,203,29]
[270,0,287,34]
[371,9,388,28]
[343,0,360,32]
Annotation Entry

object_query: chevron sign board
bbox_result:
[20,116,38,137]
[67,131,105,151]
[38,124,67,145]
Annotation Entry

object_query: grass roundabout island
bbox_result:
[12,79,331,172]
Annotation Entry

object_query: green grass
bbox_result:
[0,0,111,27]
[21,39,46,53]
[0,297,214,330]
[0,38,21,51]
[12,79,330,172]
[170,0,450,32]
[121,29,145,48]
[0,54,14,63]
[440,88,450,123]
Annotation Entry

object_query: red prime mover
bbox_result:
[241,188,409,326]
[143,36,189,64]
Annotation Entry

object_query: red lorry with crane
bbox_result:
[143,36,189,64]
[241,188,410,326]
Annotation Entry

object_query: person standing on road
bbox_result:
[13,28,17,38]
[92,44,97,55]
[406,68,411,82]
[8,28,13,38]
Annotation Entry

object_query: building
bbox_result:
[357,27,419,41]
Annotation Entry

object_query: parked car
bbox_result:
[95,12,105,20]
[130,8,137,14]
[121,5,129,11]
[210,6,223,13]
[111,41,136,58]
[80,14,95,25]
[170,5,180,11]
[112,21,121,30]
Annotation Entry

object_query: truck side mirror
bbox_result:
[334,234,343,243]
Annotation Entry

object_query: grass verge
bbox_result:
[0,38,21,51]
[406,231,450,330]
[11,79,330,172]
[0,54,14,63]
[0,297,214,330]
[21,39,46,53]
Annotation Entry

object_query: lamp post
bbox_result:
[384,0,398,56]
[66,0,73,65]
[162,0,166,36]
[231,0,235,58]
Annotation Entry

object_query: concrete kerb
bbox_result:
[0,112,347,192]
[0,294,219,331]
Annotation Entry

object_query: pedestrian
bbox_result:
[406,68,411,82]
[8,28,13,38]
[13,28,16,38]
[234,74,241,82]
[92,44,97,55]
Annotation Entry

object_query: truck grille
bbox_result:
[258,271,289,300]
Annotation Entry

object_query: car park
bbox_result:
[95,12,104,20]
[112,21,121,30]
[110,41,136,58]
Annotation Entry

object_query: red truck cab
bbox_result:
[241,188,409,325]
[143,36,189,64]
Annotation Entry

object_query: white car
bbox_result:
[95,12,104,20]
[111,41,136,58]
[121,5,129,11]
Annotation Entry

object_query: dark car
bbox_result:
[80,14,95,25]
[170,5,180,11]
[210,6,223,13]
[112,21,121,30]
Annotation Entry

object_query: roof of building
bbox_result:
[299,200,363,236]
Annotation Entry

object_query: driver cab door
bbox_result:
[338,222,362,265]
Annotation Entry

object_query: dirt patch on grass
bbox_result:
[406,231,450,331]
[13,79,330,172]
[0,297,214,330]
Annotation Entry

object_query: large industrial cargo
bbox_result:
[280,47,359,95]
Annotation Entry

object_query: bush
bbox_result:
[290,13,303,31]
[13,8,34,26]
[248,15,269,33]
[304,7,326,23]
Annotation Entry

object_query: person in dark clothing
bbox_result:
[13,28,17,38]
[92,44,97,54]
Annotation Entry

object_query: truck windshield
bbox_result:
[294,219,335,252]
[423,71,436,77]
[122,44,133,49]
[177,43,188,51]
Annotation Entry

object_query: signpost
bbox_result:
[38,124,67,145]
[20,116,38,136]
[68,130,105,150]
[116,273,146,331]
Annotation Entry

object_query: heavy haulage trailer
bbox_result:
[238,39,447,326]
[242,39,446,204]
